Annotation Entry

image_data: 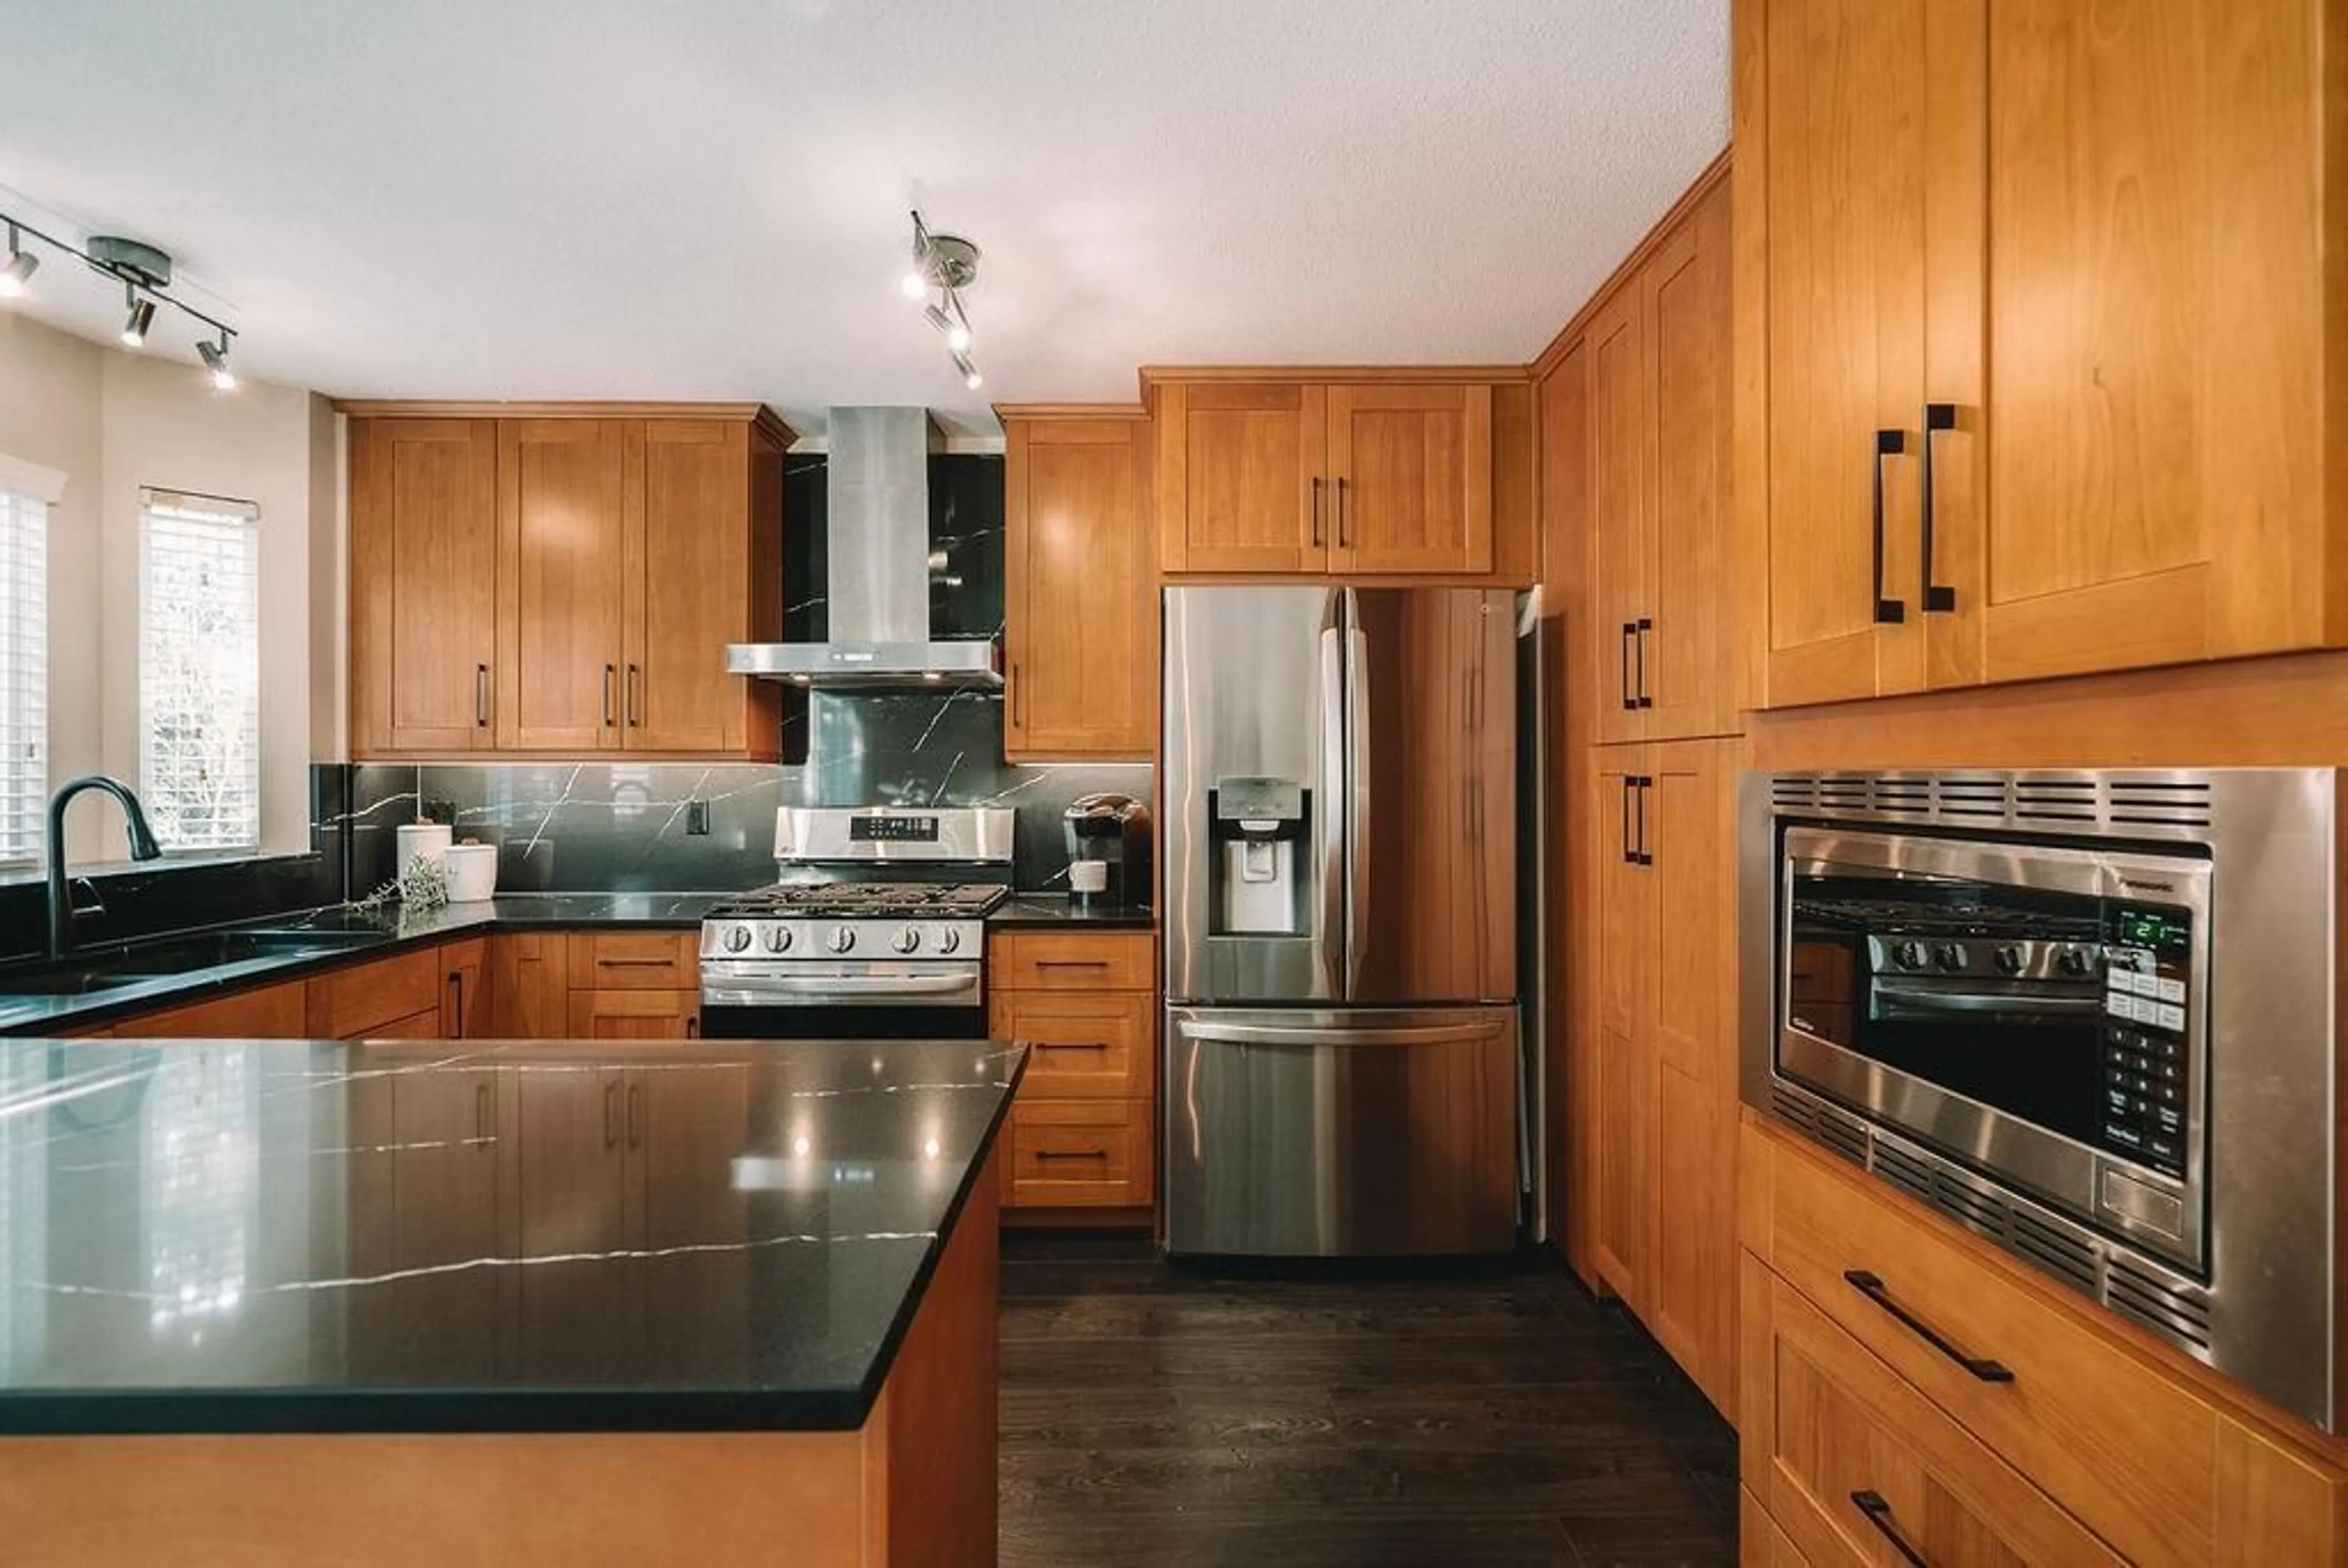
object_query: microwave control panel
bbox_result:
[2100,904,2193,1179]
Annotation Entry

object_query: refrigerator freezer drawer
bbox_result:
[1162,1005,1521,1257]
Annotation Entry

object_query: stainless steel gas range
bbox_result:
[696,807,1011,1040]
[1741,768,2342,1431]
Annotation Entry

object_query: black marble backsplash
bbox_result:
[351,690,1150,896]
[0,766,352,965]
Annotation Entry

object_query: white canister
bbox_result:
[441,842,500,903]
[396,821,453,870]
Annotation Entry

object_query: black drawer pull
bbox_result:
[1844,1268,2014,1383]
[1871,429,1908,625]
[1036,1147,1109,1161]
[1851,1490,1929,1567]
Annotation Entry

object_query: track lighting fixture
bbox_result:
[119,287,156,348]
[0,224,35,298]
[901,209,985,392]
[0,209,243,389]
[198,334,236,391]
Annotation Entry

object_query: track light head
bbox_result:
[198,336,236,391]
[119,291,156,348]
[0,226,34,299]
[951,348,983,391]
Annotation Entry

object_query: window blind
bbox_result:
[139,490,260,855]
[0,490,46,868]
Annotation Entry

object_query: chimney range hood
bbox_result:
[726,406,1003,690]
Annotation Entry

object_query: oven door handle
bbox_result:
[1867,979,2106,1019]
[711,974,979,997]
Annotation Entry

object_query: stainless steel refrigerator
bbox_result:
[1161,584,1531,1257]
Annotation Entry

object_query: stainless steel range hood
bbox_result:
[726,406,1002,689]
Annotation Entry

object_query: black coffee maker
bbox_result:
[1063,793,1153,909]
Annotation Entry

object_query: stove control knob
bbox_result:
[723,924,753,954]
[1892,941,1928,971]
[1933,942,1968,972]
[762,925,791,954]
[892,926,921,954]
[936,927,962,955]
[2055,946,2094,978]
[827,927,855,954]
[1993,944,2026,975]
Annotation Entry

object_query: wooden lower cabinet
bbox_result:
[120,979,306,1039]
[1000,1099,1153,1210]
[566,988,700,1041]
[488,930,570,1036]
[988,929,1156,1221]
[307,946,445,1039]
[567,931,697,991]
[1743,1254,2119,1567]
[440,938,486,1039]
[1742,1120,2348,1565]
[991,990,1153,1100]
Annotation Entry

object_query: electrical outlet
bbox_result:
[685,798,711,836]
[424,798,457,826]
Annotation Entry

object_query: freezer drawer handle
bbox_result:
[1181,1021,1495,1048]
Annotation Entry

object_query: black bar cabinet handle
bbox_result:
[1634,776,1652,866]
[1921,403,1957,613]
[474,664,489,728]
[1619,624,1638,712]
[1872,430,1908,625]
[1337,475,1351,548]
[1310,476,1324,548]
[1844,1269,2014,1383]
[1620,775,1634,864]
[626,663,641,726]
[1634,617,1653,709]
[1850,1492,1930,1568]
[602,664,617,727]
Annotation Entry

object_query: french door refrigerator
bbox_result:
[1162,585,1526,1256]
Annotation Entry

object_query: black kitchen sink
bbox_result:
[0,927,391,999]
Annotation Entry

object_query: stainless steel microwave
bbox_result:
[1740,768,2340,1432]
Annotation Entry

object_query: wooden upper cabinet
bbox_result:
[1002,413,1155,760]
[347,403,788,760]
[1586,286,1650,746]
[1156,381,1327,573]
[497,419,627,751]
[1743,0,2346,706]
[1153,374,1530,581]
[349,418,499,754]
[1326,384,1492,575]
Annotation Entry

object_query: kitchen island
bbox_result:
[0,1035,1021,1566]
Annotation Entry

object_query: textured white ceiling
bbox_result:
[0,0,1728,438]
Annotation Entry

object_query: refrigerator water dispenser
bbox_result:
[1209,777,1307,935]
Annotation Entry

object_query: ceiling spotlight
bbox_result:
[904,210,988,391]
[952,349,983,391]
[198,334,237,391]
[119,289,156,348]
[899,270,928,301]
[0,226,35,298]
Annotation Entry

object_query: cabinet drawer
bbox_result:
[121,979,307,1040]
[1746,1121,2343,1567]
[1744,1254,2119,1567]
[1003,1100,1153,1208]
[566,988,701,1041]
[990,930,1153,992]
[305,948,445,1039]
[991,991,1154,1099]
[567,932,698,990]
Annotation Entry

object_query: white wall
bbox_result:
[0,311,336,865]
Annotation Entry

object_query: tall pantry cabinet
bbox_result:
[1548,164,1740,1420]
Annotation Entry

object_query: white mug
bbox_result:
[1069,859,1109,896]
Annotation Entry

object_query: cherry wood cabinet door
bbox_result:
[624,419,751,753]
[1325,383,1493,575]
[1588,746,1653,1309]
[496,419,626,751]
[440,938,486,1039]
[1977,0,2333,682]
[1586,286,1650,746]
[1645,738,1737,1419]
[487,931,569,1037]
[1754,0,1932,708]
[1004,416,1155,759]
[1156,381,1327,573]
[349,418,498,755]
[1645,185,1737,741]
[565,988,701,1041]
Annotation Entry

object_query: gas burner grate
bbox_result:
[705,882,1009,921]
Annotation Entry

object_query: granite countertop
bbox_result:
[0,1036,1024,1435]
[0,894,735,1037]
[988,893,1156,930]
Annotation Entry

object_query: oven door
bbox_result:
[699,960,988,1041]
[1779,825,2211,1273]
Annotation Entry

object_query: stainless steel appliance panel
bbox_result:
[1162,586,1345,1003]
[1163,1005,1522,1256]
[1345,587,1518,1004]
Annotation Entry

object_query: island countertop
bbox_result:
[0,1035,1023,1435]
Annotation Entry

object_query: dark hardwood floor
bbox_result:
[999,1234,1737,1567]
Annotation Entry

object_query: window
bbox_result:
[139,490,260,854]
[0,484,46,868]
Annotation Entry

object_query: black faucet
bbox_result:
[46,775,163,959]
